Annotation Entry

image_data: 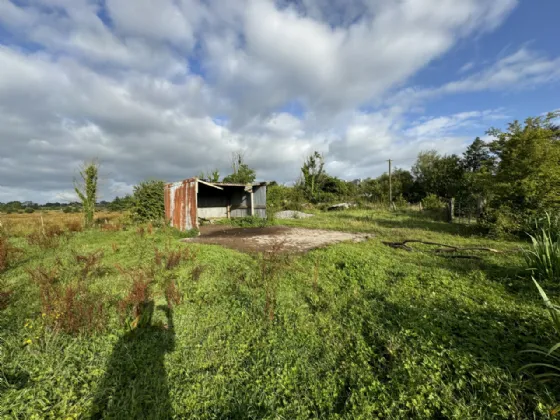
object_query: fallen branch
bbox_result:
[382,239,505,254]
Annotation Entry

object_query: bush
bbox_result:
[421,193,444,210]
[526,212,560,242]
[524,215,560,282]
[219,216,269,228]
[132,180,165,224]
[521,279,560,414]
[24,207,35,214]
[165,227,199,239]
[267,184,306,211]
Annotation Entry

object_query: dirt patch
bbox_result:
[183,225,371,253]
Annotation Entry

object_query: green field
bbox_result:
[0,210,557,418]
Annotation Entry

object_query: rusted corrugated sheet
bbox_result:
[164,178,198,231]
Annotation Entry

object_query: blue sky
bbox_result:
[0,0,558,202]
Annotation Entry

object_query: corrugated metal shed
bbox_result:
[164,178,267,231]
[164,178,198,231]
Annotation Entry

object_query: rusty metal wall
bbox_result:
[164,179,198,231]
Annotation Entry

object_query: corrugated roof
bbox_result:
[211,181,267,187]
[167,178,267,188]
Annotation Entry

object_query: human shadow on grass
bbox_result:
[90,301,175,420]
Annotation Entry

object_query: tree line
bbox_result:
[3,111,558,235]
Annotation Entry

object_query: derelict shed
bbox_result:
[164,177,267,231]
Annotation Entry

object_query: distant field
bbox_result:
[0,211,122,236]
[0,209,556,418]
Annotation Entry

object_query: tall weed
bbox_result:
[524,225,560,282]
[521,279,560,414]
[117,270,153,329]
[27,266,107,334]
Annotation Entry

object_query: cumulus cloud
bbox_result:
[1,0,558,202]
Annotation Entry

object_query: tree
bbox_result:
[299,151,325,201]
[377,169,414,202]
[411,151,465,199]
[222,152,256,184]
[74,161,99,228]
[198,169,220,183]
[132,180,165,223]
[462,137,494,173]
[488,112,560,216]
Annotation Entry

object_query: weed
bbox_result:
[165,250,182,270]
[0,236,23,272]
[219,216,270,228]
[75,249,104,278]
[27,266,106,334]
[258,241,290,321]
[521,279,560,414]
[137,226,145,237]
[524,226,560,282]
[164,279,182,308]
[27,225,64,249]
[147,223,153,234]
[0,289,12,310]
[65,220,83,233]
[154,247,163,267]
[191,265,204,282]
[111,242,119,253]
[101,223,121,232]
[117,270,153,328]
[165,227,199,239]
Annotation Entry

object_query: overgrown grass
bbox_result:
[0,210,557,418]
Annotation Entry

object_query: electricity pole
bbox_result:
[387,159,393,206]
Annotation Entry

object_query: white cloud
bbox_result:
[393,48,560,106]
[3,0,560,203]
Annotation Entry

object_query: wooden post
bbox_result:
[447,197,455,223]
[250,191,254,216]
[388,159,392,207]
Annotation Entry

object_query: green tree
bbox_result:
[412,151,465,199]
[488,112,560,219]
[222,152,256,184]
[74,161,99,228]
[198,169,220,182]
[132,180,165,224]
[299,151,325,201]
[377,169,414,202]
[463,137,494,173]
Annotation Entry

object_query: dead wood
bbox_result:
[382,239,505,255]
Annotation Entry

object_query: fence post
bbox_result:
[447,197,455,223]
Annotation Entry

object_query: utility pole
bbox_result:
[387,159,393,206]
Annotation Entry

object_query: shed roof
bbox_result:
[166,177,267,188]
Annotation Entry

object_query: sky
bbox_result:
[0,0,559,203]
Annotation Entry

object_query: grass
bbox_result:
[0,210,558,418]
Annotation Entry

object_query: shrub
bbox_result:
[524,224,560,282]
[526,212,560,243]
[24,207,35,214]
[220,216,269,228]
[521,279,560,414]
[421,193,444,210]
[165,227,199,239]
[393,194,409,210]
[131,180,165,224]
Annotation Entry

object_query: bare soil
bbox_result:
[182,225,371,253]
